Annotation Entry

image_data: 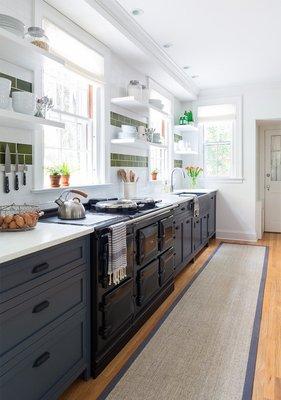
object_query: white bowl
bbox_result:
[121,124,136,132]
[118,131,137,139]
[12,92,36,115]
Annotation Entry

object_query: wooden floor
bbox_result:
[60,233,281,400]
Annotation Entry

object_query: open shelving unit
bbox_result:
[174,124,199,132]
[111,138,149,148]
[111,96,170,119]
[174,150,198,155]
[0,27,65,71]
[0,109,65,130]
[111,96,149,117]
[111,138,167,149]
[0,28,66,131]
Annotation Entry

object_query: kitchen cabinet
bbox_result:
[193,218,202,252]
[208,194,216,237]
[174,215,183,269]
[174,193,217,276]
[0,237,91,400]
[183,216,193,261]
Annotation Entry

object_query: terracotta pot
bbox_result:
[49,174,61,188]
[151,173,158,181]
[61,175,70,187]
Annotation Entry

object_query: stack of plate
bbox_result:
[149,98,164,110]
[117,125,137,139]
[0,14,25,37]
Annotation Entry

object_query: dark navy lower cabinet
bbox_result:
[0,236,91,400]
[174,192,217,276]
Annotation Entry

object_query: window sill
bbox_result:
[31,183,114,194]
[202,177,244,184]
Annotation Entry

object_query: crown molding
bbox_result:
[85,0,199,100]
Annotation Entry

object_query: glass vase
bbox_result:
[189,176,198,189]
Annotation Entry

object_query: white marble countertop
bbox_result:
[0,223,93,264]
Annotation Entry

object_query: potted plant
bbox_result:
[185,165,203,189]
[46,166,61,188]
[60,162,71,187]
[151,168,159,181]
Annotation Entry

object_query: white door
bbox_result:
[264,130,281,232]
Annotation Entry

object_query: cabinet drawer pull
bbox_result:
[32,300,50,314]
[32,263,49,274]
[32,351,50,368]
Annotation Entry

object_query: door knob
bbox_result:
[266,185,270,191]
[266,173,270,177]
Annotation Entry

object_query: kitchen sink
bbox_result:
[173,192,208,197]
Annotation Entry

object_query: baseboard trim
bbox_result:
[216,230,258,242]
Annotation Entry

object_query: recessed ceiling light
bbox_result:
[163,43,173,49]
[183,66,191,70]
[191,75,199,79]
[132,8,144,16]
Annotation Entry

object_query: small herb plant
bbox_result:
[46,166,61,176]
[151,168,159,175]
[60,162,71,177]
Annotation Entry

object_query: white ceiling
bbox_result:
[117,0,281,89]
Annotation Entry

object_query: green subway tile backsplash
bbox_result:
[111,153,148,168]
[0,72,33,96]
[0,142,33,165]
[174,159,183,168]
[110,112,147,128]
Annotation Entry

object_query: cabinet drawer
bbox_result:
[174,202,188,216]
[0,268,86,360]
[0,310,87,400]
[0,238,88,298]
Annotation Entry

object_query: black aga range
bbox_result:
[90,198,175,376]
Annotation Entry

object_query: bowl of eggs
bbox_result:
[0,204,44,231]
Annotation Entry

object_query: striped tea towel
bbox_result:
[108,222,127,285]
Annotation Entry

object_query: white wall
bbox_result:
[183,82,281,241]
[0,1,181,208]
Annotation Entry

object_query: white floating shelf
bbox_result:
[111,138,149,148]
[111,96,149,117]
[149,142,168,149]
[174,150,198,155]
[149,104,170,117]
[0,27,65,71]
[174,124,199,132]
[0,109,65,130]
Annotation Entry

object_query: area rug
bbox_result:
[99,243,268,400]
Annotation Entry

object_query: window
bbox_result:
[41,20,104,187]
[198,99,242,180]
[148,87,172,181]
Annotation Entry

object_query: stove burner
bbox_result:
[93,198,162,214]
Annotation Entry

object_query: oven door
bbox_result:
[137,223,159,266]
[159,215,174,252]
[99,278,134,340]
[136,259,160,307]
[159,247,174,286]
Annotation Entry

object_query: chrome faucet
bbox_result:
[171,168,186,192]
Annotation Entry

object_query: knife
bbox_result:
[23,160,27,186]
[14,145,19,190]
[4,144,11,193]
